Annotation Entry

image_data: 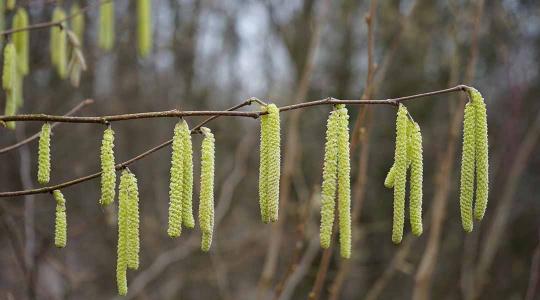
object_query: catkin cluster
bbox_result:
[53,190,67,248]
[167,120,194,237]
[319,105,352,258]
[384,104,424,243]
[99,1,115,50]
[3,42,17,129]
[137,0,152,57]
[116,170,140,296]
[459,88,489,232]
[198,127,215,252]
[100,127,116,206]
[50,8,67,78]
[38,123,52,184]
[258,103,281,223]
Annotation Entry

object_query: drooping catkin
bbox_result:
[6,0,14,10]
[460,102,476,233]
[470,88,489,221]
[53,190,67,248]
[167,121,184,237]
[137,0,152,57]
[126,172,140,270]
[100,127,116,206]
[3,42,17,129]
[336,105,351,259]
[384,165,396,189]
[180,121,195,228]
[198,127,215,252]
[258,104,281,223]
[50,8,67,78]
[392,104,408,244]
[319,108,340,249]
[409,122,423,236]
[13,8,29,76]
[116,170,130,296]
[38,123,51,184]
[70,4,85,45]
[99,1,115,50]
[384,122,414,189]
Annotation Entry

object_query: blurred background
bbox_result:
[1,0,540,299]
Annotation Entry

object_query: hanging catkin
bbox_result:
[13,8,29,76]
[126,172,140,270]
[409,122,423,236]
[50,8,67,78]
[53,190,67,248]
[100,127,116,206]
[3,42,17,128]
[168,121,185,237]
[319,108,340,249]
[391,104,408,244]
[459,102,475,233]
[384,122,414,189]
[70,4,85,45]
[180,121,195,228]
[470,88,489,221]
[6,0,14,10]
[37,123,51,184]
[137,0,152,57]
[199,127,215,252]
[99,1,114,50]
[258,103,281,223]
[336,105,351,259]
[116,170,130,296]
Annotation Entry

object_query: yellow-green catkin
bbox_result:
[13,8,29,76]
[336,105,351,259]
[392,104,408,244]
[99,1,114,50]
[3,42,17,128]
[409,122,423,236]
[126,172,140,270]
[319,108,340,249]
[116,170,130,296]
[6,0,14,10]
[50,7,67,78]
[70,4,85,45]
[460,102,476,233]
[100,127,116,206]
[137,0,152,57]
[198,127,215,252]
[53,190,67,248]
[37,123,51,184]
[181,122,194,228]
[384,121,414,189]
[258,104,281,223]
[168,121,185,237]
[470,88,489,221]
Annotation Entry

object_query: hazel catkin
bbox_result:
[53,190,67,248]
[198,127,215,252]
[180,121,195,228]
[116,170,130,296]
[100,127,116,206]
[50,8,67,78]
[3,42,17,129]
[99,1,115,50]
[391,104,408,244]
[409,122,423,236]
[13,8,29,76]
[258,103,281,223]
[126,172,140,270]
[37,123,51,184]
[70,4,85,45]
[459,102,476,233]
[470,88,489,221]
[336,105,351,259]
[168,121,186,237]
[137,0,152,57]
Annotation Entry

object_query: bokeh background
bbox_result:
[1,0,540,299]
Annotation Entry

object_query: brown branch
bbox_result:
[0,99,94,155]
[0,0,114,36]
[0,86,467,124]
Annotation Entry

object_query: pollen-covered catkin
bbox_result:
[70,4,85,45]
[3,42,17,129]
[100,127,116,206]
[198,127,215,252]
[392,104,408,244]
[99,1,115,50]
[38,123,51,184]
[53,190,67,248]
[409,122,423,236]
[319,108,340,249]
[470,88,489,221]
[50,8,67,78]
[258,104,281,223]
[180,121,195,228]
[116,170,130,296]
[167,121,184,237]
[336,105,351,259]
[460,102,476,233]
[384,165,396,189]
[384,121,414,189]
[126,172,140,270]
[137,0,152,57]
[13,8,29,75]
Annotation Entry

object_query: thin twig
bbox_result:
[0,99,94,154]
